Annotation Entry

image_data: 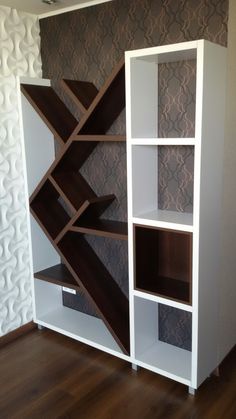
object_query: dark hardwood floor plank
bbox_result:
[0,329,235,419]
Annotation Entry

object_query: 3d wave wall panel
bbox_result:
[0,6,42,335]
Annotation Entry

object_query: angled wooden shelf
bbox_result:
[71,219,128,240]
[52,171,96,212]
[57,232,130,354]
[72,135,126,142]
[71,58,125,136]
[35,263,80,291]
[61,79,98,113]
[30,179,70,241]
[21,84,77,145]
[55,195,116,244]
[23,58,130,355]
[68,195,127,239]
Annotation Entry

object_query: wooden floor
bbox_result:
[0,329,235,419]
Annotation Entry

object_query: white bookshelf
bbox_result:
[125,39,230,391]
[18,40,235,394]
[19,78,130,363]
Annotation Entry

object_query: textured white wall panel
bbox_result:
[0,6,42,335]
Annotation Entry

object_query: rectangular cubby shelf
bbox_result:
[127,44,196,140]
[134,225,192,304]
[131,144,194,230]
[34,279,128,359]
[134,297,192,385]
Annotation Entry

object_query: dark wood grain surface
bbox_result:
[0,329,235,419]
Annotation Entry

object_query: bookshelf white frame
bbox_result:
[125,40,229,390]
[18,39,235,393]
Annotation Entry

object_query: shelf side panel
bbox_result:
[194,42,227,388]
[132,145,158,216]
[21,92,60,274]
[129,58,158,138]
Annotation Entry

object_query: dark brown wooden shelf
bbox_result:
[52,140,98,173]
[54,195,116,244]
[71,219,128,240]
[21,84,77,145]
[58,232,130,354]
[61,79,98,113]
[134,225,192,304]
[52,172,96,212]
[72,135,126,142]
[74,195,116,220]
[28,59,129,355]
[136,277,190,304]
[71,58,125,136]
[34,264,80,291]
[30,180,70,240]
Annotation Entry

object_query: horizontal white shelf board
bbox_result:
[132,209,193,232]
[126,40,198,63]
[20,77,51,87]
[35,306,129,361]
[133,290,193,312]
[136,341,192,385]
[130,138,195,146]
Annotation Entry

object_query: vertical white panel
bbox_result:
[132,145,158,216]
[218,0,236,363]
[130,59,158,138]
[34,279,62,319]
[20,86,60,274]
[134,297,157,356]
[195,41,227,387]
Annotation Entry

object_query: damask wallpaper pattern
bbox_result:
[40,0,228,349]
[0,6,42,335]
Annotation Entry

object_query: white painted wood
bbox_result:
[0,0,113,19]
[193,41,227,388]
[133,290,192,312]
[136,343,191,386]
[129,59,157,138]
[218,0,236,365]
[126,40,229,391]
[35,279,130,362]
[133,297,191,385]
[125,52,136,360]
[131,138,195,146]
[127,40,198,62]
[134,296,158,356]
[133,209,193,231]
[132,145,157,216]
[20,77,51,87]
[20,85,60,274]
[19,78,60,324]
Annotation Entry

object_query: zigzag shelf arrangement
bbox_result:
[21,58,130,355]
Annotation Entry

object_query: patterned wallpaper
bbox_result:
[40,0,228,349]
[0,6,42,336]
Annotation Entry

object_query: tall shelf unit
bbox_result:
[125,40,228,391]
[20,60,130,360]
[18,40,235,392]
